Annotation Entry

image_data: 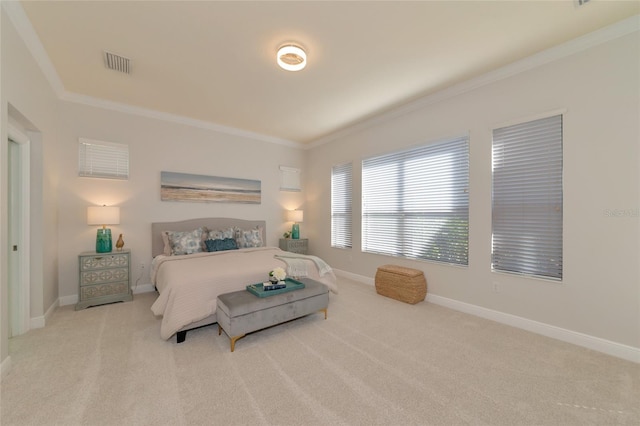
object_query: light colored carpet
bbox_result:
[1,278,638,425]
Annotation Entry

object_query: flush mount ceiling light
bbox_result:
[277,44,307,71]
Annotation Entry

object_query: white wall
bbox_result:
[306,31,640,351]
[1,10,60,366]
[55,102,306,300]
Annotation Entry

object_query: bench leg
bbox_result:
[230,334,245,352]
[320,308,327,319]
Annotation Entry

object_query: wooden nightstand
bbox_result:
[279,238,308,254]
[76,249,133,310]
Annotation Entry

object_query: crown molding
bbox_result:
[2,1,303,149]
[2,0,65,97]
[60,91,303,148]
[307,14,640,149]
[5,0,637,151]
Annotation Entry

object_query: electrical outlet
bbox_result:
[140,262,145,270]
[492,281,500,293]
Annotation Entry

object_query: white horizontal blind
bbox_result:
[331,162,353,249]
[492,114,563,280]
[78,138,129,180]
[362,136,469,265]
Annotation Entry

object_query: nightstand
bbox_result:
[279,238,308,254]
[76,249,133,310]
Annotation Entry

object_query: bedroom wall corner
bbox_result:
[304,29,640,353]
[55,102,306,301]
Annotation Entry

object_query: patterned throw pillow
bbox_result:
[167,227,205,255]
[205,238,238,252]
[206,227,235,240]
[235,226,264,248]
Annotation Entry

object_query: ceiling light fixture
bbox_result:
[277,44,307,72]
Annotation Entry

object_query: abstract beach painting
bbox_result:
[161,171,261,204]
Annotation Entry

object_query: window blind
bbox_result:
[331,162,353,249]
[362,136,469,265]
[78,138,129,180]
[492,114,563,280]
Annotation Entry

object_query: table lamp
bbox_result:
[87,205,120,253]
[287,209,303,239]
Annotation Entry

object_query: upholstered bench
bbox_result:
[216,278,329,352]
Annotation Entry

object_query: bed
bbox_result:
[150,218,338,342]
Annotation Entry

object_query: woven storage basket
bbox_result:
[375,264,427,304]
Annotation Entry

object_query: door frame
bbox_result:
[8,123,30,336]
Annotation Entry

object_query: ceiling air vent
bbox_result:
[576,0,591,5]
[103,51,132,74]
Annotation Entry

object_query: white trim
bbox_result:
[426,294,640,364]
[0,0,65,97]
[308,15,640,148]
[58,295,78,307]
[336,269,640,363]
[62,92,303,149]
[1,356,12,380]
[60,283,154,307]
[1,1,302,149]
[334,268,374,286]
[133,283,155,294]
[7,124,31,337]
[4,1,637,149]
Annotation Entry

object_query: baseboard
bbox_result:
[132,283,155,294]
[334,269,374,286]
[59,294,78,307]
[59,284,155,307]
[334,269,640,363]
[1,356,12,380]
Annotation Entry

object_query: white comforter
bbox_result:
[150,247,337,340]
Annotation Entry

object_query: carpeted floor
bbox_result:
[1,277,638,425]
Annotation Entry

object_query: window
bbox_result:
[331,162,353,249]
[78,138,129,180]
[362,136,469,265]
[492,114,563,280]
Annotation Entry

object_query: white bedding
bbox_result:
[150,247,337,340]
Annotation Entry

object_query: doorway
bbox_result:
[7,124,30,337]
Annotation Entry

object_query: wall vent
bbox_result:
[103,51,132,74]
[577,0,591,6]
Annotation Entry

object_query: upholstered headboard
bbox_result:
[151,218,267,258]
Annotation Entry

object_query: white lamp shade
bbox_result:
[287,209,303,223]
[87,206,120,226]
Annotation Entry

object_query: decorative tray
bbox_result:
[246,278,305,298]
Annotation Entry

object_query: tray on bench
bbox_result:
[246,278,305,298]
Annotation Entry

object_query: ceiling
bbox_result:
[19,1,639,145]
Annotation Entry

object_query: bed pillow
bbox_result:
[234,226,264,248]
[166,227,205,255]
[206,227,235,240]
[161,231,172,256]
[205,237,238,252]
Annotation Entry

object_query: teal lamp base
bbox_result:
[291,223,300,239]
[96,228,113,253]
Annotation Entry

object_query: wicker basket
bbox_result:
[375,264,427,304]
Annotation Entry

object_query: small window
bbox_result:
[331,162,353,249]
[492,114,563,280]
[78,138,129,180]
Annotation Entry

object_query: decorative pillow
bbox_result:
[166,227,205,255]
[206,227,235,240]
[234,226,264,248]
[161,231,172,256]
[205,238,238,252]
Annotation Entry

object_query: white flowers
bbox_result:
[269,267,286,282]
